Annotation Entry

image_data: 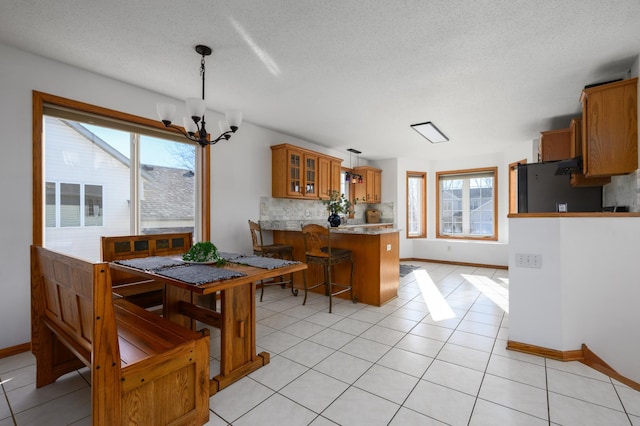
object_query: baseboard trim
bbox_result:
[507,340,584,361]
[507,340,640,392]
[400,257,508,270]
[0,342,31,359]
[581,344,640,392]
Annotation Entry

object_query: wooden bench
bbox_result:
[100,233,192,310]
[31,245,210,425]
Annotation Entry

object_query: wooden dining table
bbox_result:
[109,254,307,396]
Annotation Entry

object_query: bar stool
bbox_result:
[248,220,298,301]
[301,224,357,313]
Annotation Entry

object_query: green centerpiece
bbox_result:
[182,241,226,266]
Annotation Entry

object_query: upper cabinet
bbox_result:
[580,78,638,178]
[353,166,382,203]
[539,129,572,161]
[569,118,611,187]
[271,144,342,200]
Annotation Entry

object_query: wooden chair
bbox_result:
[100,232,192,311]
[249,220,298,301]
[301,224,357,313]
[31,245,210,425]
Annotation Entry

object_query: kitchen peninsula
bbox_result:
[262,222,400,306]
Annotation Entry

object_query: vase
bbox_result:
[328,213,341,227]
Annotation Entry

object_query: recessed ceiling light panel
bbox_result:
[410,121,449,143]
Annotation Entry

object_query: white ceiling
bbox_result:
[1,1,639,161]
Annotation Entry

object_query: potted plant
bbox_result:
[323,190,360,227]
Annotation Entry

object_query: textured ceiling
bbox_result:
[1,0,639,160]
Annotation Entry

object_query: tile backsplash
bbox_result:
[603,170,640,212]
[259,196,394,224]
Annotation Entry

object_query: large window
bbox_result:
[33,92,210,261]
[406,172,426,238]
[436,167,497,240]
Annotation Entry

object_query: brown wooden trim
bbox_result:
[401,257,508,270]
[0,342,31,358]
[270,143,342,162]
[508,159,526,214]
[507,340,584,361]
[406,171,426,239]
[32,92,44,245]
[435,166,498,241]
[32,91,211,243]
[582,344,640,392]
[508,212,640,218]
[507,341,640,392]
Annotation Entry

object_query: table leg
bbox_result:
[164,285,195,330]
[210,282,270,395]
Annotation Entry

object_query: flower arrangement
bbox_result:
[323,190,360,215]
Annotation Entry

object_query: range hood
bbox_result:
[554,157,582,175]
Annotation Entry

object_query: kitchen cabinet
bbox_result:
[539,129,571,161]
[569,118,611,187]
[271,143,342,199]
[580,78,638,177]
[353,166,382,203]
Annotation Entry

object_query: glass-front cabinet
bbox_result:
[288,150,302,195]
[271,143,342,199]
[303,154,317,198]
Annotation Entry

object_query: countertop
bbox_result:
[260,220,398,234]
[508,212,640,218]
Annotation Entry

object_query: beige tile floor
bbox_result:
[1,262,639,425]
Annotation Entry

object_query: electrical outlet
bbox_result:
[516,253,542,268]
[386,244,391,251]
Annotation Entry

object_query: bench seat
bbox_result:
[31,245,210,425]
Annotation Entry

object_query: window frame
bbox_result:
[435,166,498,241]
[32,91,211,246]
[509,159,526,214]
[406,171,426,238]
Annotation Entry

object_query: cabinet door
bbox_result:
[318,157,331,199]
[365,169,375,202]
[582,78,638,177]
[287,149,303,197]
[569,118,611,187]
[373,170,382,202]
[539,129,572,161]
[303,154,317,198]
[330,161,342,195]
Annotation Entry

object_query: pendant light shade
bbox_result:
[156,44,242,147]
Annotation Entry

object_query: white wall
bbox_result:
[393,145,532,266]
[509,217,640,383]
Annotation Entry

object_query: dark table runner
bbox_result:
[114,256,185,271]
[113,253,299,286]
[154,264,246,285]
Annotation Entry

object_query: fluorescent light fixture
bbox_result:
[410,121,449,143]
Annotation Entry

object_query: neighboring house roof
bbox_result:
[61,118,194,220]
[140,164,195,220]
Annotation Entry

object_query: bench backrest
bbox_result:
[31,245,119,368]
[31,245,123,425]
[100,232,193,261]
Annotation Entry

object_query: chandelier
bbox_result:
[156,44,242,148]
